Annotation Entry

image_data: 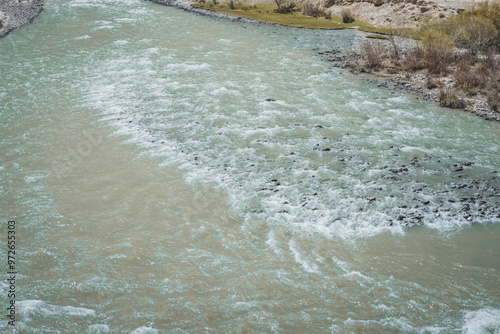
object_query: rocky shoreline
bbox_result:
[0,0,44,38]
[149,0,500,123]
[321,50,500,123]
[390,74,500,122]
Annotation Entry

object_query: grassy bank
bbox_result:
[192,2,391,34]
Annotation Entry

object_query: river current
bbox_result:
[1,0,500,332]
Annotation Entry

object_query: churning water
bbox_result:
[1,0,500,332]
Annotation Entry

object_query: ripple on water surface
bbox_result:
[2,0,500,332]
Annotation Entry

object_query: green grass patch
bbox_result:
[192,2,391,34]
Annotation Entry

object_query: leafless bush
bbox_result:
[402,48,426,71]
[341,8,355,23]
[386,31,401,61]
[425,76,441,89]
[275,0,297,13]
[419,29,456,73]
[302,1,325,17]
[454,60,483,91]
[439,88,466,109]
[482,47,500,68]
[358,40,387,70]
[325,0,335,7]
[487,91,500,111]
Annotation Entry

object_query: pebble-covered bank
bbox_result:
[0,0,44,38]
[320,50,500,123]
[391,75,500,123]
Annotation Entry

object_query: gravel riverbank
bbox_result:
[321,51,500,123]
[0,0,44,38]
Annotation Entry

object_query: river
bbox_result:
[1,0,499,332]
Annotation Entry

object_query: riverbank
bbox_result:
[149,0,499,122]
[336,0,500,122]
[0,0,44,38]
[189,0,473,30]
[191,2,391,33]
[332,53,500,122]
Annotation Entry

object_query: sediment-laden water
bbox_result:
[1,0,499,332]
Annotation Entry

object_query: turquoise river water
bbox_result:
[1,0,500,332]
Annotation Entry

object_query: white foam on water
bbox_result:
[130,327,159,334]
[18,300,96,321]
[289,239,319,273]
[77,4,500,242]
[93,25,115,31]
[113,40,129,46]
[462,307,500,334]
[107,253,127,259]
[3,1,500,333]
[265,231,282,256]
[87,324,110,334]
[75,35,91,40]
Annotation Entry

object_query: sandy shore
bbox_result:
[0,0,44,38]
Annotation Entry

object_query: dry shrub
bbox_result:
[439,88,466,109]
[454,59,483,91]
[341,8,355,23]
[274,0,297,13]
[402,48,425,71]
[432,15,496,53]
[476,49,500,88]
[358,40,386,69]
[487,91,500,111]
[302,2,325,17]
[482,47,500,68]
[467,0,500,48]
[419,29,455,73]
[425,76,441,89]
[456,15,497,54]
[428,1,500,52]
[386,32,400,61]
[325,0,335,7]
[457,51,477,66]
